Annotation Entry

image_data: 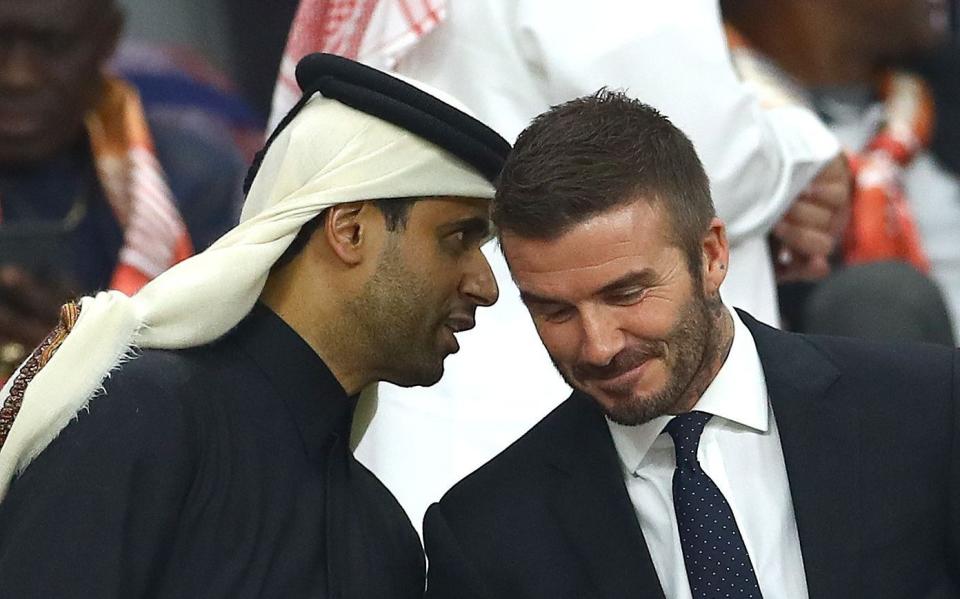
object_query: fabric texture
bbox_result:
[0,67,496,500]
[269,0,447,130]
[666,411,764,598]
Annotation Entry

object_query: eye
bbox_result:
[442,230,469,254]
[443,224,491,255]
[535,305,575,324]
[609,288,646,306]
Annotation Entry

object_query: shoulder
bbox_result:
[437,393,592,511]
[741,309,956,385]
[55,348,210,452]
[804,333,955,378]
[3,347,220,496]
[46,339,250,462]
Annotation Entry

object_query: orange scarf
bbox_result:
[726,26,933,273]
[85,77,194,294]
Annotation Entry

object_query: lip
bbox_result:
[590,358,653,393]
[445,313,476,333]
[441,325,461,354]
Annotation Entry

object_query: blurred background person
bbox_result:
[723,0,959,344]
[267,0,851,531]
[0,0,246,379]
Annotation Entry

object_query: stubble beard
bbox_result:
[345,246,443,388]
[555,291,723,426]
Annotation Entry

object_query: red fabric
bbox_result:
[269,0,446,129]
[843,73,934,272]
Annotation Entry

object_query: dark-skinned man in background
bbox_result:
[0,0,245,378]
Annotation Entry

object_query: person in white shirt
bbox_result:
[422,89,960,599]
[352,0,849,532]
[722,0,959,344]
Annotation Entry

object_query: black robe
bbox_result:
[0,304,425,598]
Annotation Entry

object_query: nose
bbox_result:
[461,250,499,307]
[0,39,44,91]
[578,306,625,367]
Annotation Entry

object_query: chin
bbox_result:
[386,361,444,388]
[589,383,680,426]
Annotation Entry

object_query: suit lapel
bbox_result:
[548,394,666,599]
[743,312,861,598]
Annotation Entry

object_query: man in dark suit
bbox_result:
[423,90,960,598]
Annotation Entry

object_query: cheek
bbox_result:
[618,301,680,340]
[534,322,580,364]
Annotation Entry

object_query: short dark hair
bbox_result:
[494,90,715,270]
[271,198,415,270]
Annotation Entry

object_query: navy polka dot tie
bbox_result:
[665,411,763,598]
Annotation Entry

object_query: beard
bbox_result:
[345,244,445,387]
[553,291,719,426]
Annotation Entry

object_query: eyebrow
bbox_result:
[439,216,492,239]
[519,269,659,306]
[596,269,659,295]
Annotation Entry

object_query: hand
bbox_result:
[0,266,77,350]
[773,154,852,282]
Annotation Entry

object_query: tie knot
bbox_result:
[664,411,712,466]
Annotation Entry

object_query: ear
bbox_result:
[701,217,729,295]
[323,202,382,266]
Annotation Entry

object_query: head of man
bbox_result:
[495,91,731,425]
[0,0,122,164]
[263,196,497,393]
[249,54,507,395]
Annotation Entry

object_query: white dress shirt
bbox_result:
[607,310,808,599]
[354,0,840,533]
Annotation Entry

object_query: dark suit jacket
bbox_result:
[423,312,960,599]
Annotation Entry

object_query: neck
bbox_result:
[673,300,735,413]
[260,269,373,396]
[732,4,880,86]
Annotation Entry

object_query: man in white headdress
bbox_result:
[0,53,506,599]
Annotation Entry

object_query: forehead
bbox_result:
[503,202,677,295]
[0,0,100,31]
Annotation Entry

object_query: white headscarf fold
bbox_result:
[0,92,494,499]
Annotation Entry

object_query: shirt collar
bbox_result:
[231,303,356,462]
[606,307,769,474]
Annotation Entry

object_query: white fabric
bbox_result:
[353,0,839,534]
[607,309,809,599]
[269,0,447,131]
[0,92,495,500]
[816,93,960,341]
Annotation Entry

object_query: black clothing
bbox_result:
[423,312,960,599]
[0,304,424,598]
[0,119,242,293]
[0,140,124,291]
